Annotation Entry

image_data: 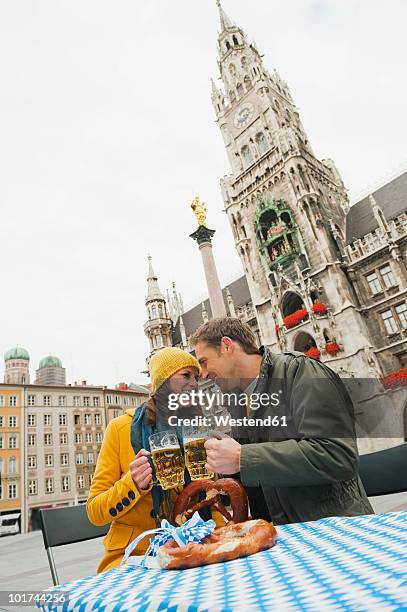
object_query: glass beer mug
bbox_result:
[149,431,185,490]
[183,425,215,481]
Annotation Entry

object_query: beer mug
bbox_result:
[149,431,185,490]
[183,425,215,481]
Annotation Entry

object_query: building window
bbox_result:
[44,414,52,426]
[60,433,68,445]
[43,395,51,407]
[27,414,36,427]
[60,453,69,466]
[45,478,54,494]
[0,434,4,449]
[381,309,398,334]
[366,272,382,295]
[28,456,37,469]
[77,475,85,489]
[59,414,67,426]
[85,433,93,444]
[94,413,101,425]
[123,397,129,406]
[8,416,17,428]
[9,396,17,407]
[87,452,94,464]
[395,303,407,329]
[380,264,397,289]
[8,435,18,449]
[83,397,90,407]
[61,476,70,491]
[0,396,4,407]
[113,410,120,418]
[75,433,82,444]
[96,432,103,444]
[0,416,3,428]
[45,454,53,467]
[93,397,100,407]
[9,457,17,474]
[28,395,35,406]
[8,484,17,499]
[74,414,81,425]
[73,396,80,407]
[76,453,84,465]
[84,414,92,425]
[106,395,112,404]
[58,396,66,407]
[28,434,36,447]
[44,433,53,446]
[131,397,138,406]
[28,480,37,495]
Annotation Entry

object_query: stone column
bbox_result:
[190,225,227,318]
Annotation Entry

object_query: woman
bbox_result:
[87,347,210,573]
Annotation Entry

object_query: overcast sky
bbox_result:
[1,0,406,387]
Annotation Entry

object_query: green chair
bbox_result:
[39,504,109,585]
[359,443,407,496]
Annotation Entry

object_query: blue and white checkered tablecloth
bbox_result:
[38,511,407,611]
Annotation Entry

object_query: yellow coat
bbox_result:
[87,409,223,573]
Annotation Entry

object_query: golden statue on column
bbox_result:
[190,196,207,227]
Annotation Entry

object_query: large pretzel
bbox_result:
[157,519,277,570]
[173,478,248,526]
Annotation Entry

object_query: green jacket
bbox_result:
[238,348,373,524]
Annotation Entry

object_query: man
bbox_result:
[190,317,373,524]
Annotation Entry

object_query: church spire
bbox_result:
[146,255,164,301]
[216,0,233,31]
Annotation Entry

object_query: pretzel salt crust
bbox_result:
[157,519,277,569]
[172,478,249,526]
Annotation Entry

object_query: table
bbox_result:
[38,511,407,611]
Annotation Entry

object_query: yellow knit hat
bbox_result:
[149,347,201,393]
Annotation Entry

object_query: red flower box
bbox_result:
[275,324,279,334]
[312,302,328,315]
[283,308,308,329]
[381,368,407,389]
[304,347,321,360]
[326,342,341,356]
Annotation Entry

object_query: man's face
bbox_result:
[194,340,238,392]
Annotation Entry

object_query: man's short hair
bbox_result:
[190,317,261,355]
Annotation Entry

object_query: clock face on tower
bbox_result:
[233,102,254,129]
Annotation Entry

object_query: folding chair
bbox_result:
[359,443,407,497]
[39,504,109,585]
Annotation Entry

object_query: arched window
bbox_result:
[256,132,268,155]
[152,305,157,319]
[225,41,231,51]
[236,82,244,97]
[241,56,247,69]
[241,146,254,168]
[244,75,252,91]
[233,35,239,46]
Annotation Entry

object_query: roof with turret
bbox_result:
[4,347,30,361]
[345,171,407,245]
[172,275,251,344]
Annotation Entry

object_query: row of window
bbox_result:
[0,483,18,499]
[105,395,139,407]
[28,473,92,495]
[27,395,100,407]
[0,457,18,474]
[366,264,397,295]
[0,415,18,428]
[27,451,96,468]
[0,396,18,407]
[27,412,102,427]
[381,303,407,335]
[0,434,18,449]
[28,431,103,446]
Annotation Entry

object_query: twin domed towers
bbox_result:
[3,347,66,385]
